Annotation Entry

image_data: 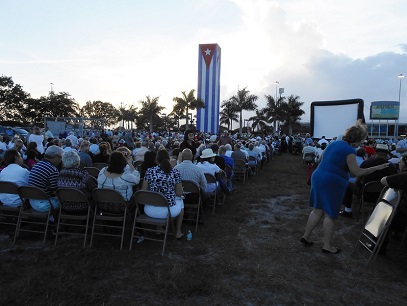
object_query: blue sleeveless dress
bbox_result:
[310,140,355,219]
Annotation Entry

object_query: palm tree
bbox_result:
[169,106,187,131]
[138,96,165,133]
[280,94,305,135]
[228,87,258,134]
[118,104,138,129]
[220,100,239,130]
[264,94,286,134]
[249,109,269,132]
[172,89,205,131]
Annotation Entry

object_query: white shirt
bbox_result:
[28,134,45,154]
[196,161,220,192]
[318,138,329,146]
[63,146,78,153]
[66,134,79,148]
[0,164,29,207]
[45,130,54,139]
[0,142,7,151]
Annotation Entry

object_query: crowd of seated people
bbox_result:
[299,134,406,236]
[0,127,278,245]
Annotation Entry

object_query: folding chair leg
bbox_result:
[90,209,97,248]
[13,208,23,244]
[83,209,91,249]
[401,229,407,248]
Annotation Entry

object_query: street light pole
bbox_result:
[398,74,404,102]
[396,74,404,137]
[274,81,279,102]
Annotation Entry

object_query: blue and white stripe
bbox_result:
[197,44,221,134]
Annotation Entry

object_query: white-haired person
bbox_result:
[28,145,64,214]
[301,120,390,254]
[58,150,96,199]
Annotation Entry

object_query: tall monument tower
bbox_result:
[196,44,221,134]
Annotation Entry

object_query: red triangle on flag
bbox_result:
[199,44,216,69]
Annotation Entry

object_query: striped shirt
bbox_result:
[28,160,59,197]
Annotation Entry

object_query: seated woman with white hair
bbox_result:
[58,150,97,199]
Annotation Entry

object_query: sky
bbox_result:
[2,0,407,125]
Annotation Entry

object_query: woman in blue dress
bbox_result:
[301,121,389,254]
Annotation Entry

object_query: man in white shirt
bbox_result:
[133,139,149,162]
[63,139,78,153]
[317,136,329,146]
[44,127,54,139]
[66,132,79,148]
[0,136,7,152]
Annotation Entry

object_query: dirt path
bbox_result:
[1,153,407,305]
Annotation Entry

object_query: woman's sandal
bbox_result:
[300,237,314,246]
[322,247,341,254]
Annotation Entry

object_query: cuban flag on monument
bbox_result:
[196,44,221,134]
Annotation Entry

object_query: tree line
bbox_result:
[0,75,305,134]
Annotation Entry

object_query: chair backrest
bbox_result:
[380,187,401,206]
[134,190,168,208]
[365,201,394,238]
[18,186,49,200]
[303,152,315,163]
[56,188,90,213]
[224,164,233,177]
[92,188,127,214]
[248,156,256,162]
[234,159,246,167]
[182,180,200,194]
[0,181,20,195]
[234,159,247,171]
[84,167,100,178]
[204,173,217,184]
[362,181,384,202]
[93,163,108,170]
[365,187,401,237]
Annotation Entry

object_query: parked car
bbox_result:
[13,128,29,142]
[13,127,29,138]
[0,126,15,139]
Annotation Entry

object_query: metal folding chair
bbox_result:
[356,181,384,222]
[204,173,218,215]
[15,186,53,246]
[0,181,22,244]
[55,188,92,248]
[354,187,401,266]
[84,167,100,179]
[90,188,130,250]
[130,190,176,256]
[182,180,202,232]
[93,163,108,170]
[233,159,248,183]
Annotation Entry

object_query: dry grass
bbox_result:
[1,153,407,305]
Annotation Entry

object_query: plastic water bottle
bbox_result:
[186,230,192,241]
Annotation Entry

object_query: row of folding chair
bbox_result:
[0,181,177,255]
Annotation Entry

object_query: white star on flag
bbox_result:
[205,48,211,55]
